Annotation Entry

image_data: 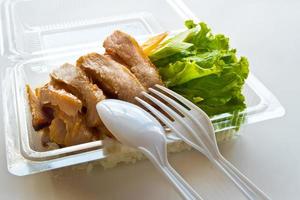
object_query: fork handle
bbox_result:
[212,155,271,200]
[140,147,203,200]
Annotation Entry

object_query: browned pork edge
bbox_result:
[50,63,105,128]
[26,85,53,131]
[103,30,163,89]
[77,53,146,104]
[39,84,82,117]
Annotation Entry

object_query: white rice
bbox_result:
[71,129,238,172]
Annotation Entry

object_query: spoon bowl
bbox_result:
[96,99,166,152]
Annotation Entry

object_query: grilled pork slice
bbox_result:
[49,111,94,147]
[77,53,146,104]
[41,128,51,146]
[104,53,127,66]
[63,116,95,146]
[49,117,67,146]
[26,85,52,131]
[39,84,82,117]
[50,63,105,128]
[103,30,163,89]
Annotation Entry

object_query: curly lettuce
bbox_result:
[149,21,249,116]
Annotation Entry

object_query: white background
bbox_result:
[0,0,299,199]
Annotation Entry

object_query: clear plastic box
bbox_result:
[0,0,285,176]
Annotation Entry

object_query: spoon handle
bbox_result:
[140,147,203,200]
[213,155,272,200]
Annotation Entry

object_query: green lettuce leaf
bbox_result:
[149,20,249,118]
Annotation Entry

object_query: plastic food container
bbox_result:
[0,0,285,176]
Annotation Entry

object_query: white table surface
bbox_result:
[0,0,299,199]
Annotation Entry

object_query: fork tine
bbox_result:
[155,84,207,116]
[135,97,174,129]
[155,85,219,152]
[136,96,206,152]
[149,87,190,117]
[154,85,214,139]
[141,91,210,153]
[141,91,184,123]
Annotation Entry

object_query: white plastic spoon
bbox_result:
[97,99,203,200]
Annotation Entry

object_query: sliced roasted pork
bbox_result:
[77,53,146,104]
[50,63,105,128]
[49,117,67,146]
[39,84,82,117]
[103,30,163,89]
[26,85,52,131]
[48,110,94,146]
[63,116,94,146]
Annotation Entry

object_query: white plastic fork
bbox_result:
[136,84,271,200]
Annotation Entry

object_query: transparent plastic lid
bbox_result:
[1,0,199,56]
[0,0,284,176]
